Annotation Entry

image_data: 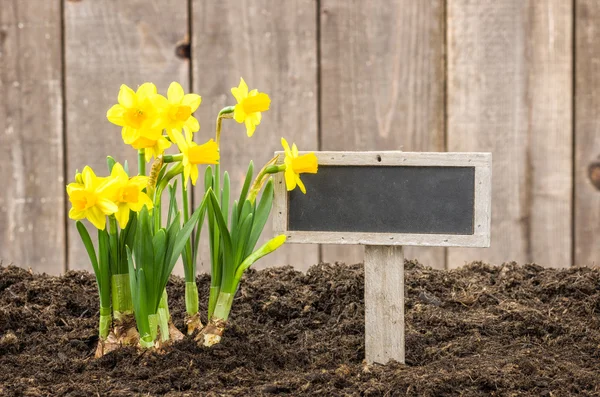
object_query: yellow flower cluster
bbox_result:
[106,82,204,163]
[67,164,152,230]
[67,78,317,230]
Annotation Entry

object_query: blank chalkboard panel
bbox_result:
[288,166,475,235]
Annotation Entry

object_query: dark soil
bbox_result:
[1,261,600,396]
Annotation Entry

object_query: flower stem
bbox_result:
[163,153,184,163]
[185,281,199,316]
[99,306,112,340]
[153,163,184,232]
[157,290,170,342]
[138,149,146,176]
[107,215,124,273]
[208,285,220,319]
[215,106,234,147]
[247,161,284,203]
[111,274,133,316]
[181,174,194,282]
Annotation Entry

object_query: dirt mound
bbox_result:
[1,261,599,396]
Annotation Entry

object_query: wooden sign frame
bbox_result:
[273,151,492,246]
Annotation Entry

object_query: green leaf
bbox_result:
[234,212,253,267]
[246,179,274,257]
[155,163,168,187]
[222,171,230,226]
[126,246,140,320]
[153,229,167,274]
[124,160,129,176]
[76,221,99,278]
[207,190,234,287]
[120,212,137,261]
[167,179,179,227]
[192,192,210,265]
[97,228,111,307]
[234,235,286,284]
[135,207,154,275]
[169,200,207,270]
[204,165,214,192]
[232,200,253,250]
[107,156,117,174]
[237,161,254,218]
[230,200,239,232]
[138,268,150,333]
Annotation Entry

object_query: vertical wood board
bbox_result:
[447,0,572,268]
[0,0,65,274]
[191,0,319,271]
[64,0,190,271]
[320,0,446,269]
[575,0,600,267]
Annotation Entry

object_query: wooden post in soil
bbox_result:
[364,245,405,364]
[273,151,492,365]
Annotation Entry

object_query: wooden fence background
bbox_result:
[1,0,599,275]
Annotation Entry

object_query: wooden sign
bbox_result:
[273,151,492,364]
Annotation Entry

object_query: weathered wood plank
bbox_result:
[0,0,65,274]
[320,0,446,269]
[191,0,319,271]
[64,0,189,271]
[447,0,572,268]
[575,0,600,267]
[364,245,404,364]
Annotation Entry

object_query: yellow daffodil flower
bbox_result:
[174,129,220,188]
[106,83,163,146]
[130,134,172,163]
[281,138,318,194]
[67,166,120,230]
[231,78,270,137]
[109,163,153,228]
[151,82,201,140]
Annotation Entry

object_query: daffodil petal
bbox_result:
[115,205,130,229]
[121,126,138,144]
[245,118,256,137]
[190,164,199,186]
[296,175,306,194]
[87,207,107,230]
[129,176,149,187]
[231,78,249,103]
[185,116,200,132]
[183,164,191,189]
[167,82,185,104]
[173,129,187,152]
[118,85,136,108]
[81,166,95,189]
[182,94,201,111]
[66,183,83,196]
[69,207,85,220]
[106,105,126,126]
[233,104,246,123]
[97,198,118,215]
[110,163,128,180]
[136,82,157,99]
[281,138,292,157]
[284,168,296,191]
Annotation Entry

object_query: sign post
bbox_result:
[273,151,492,364]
